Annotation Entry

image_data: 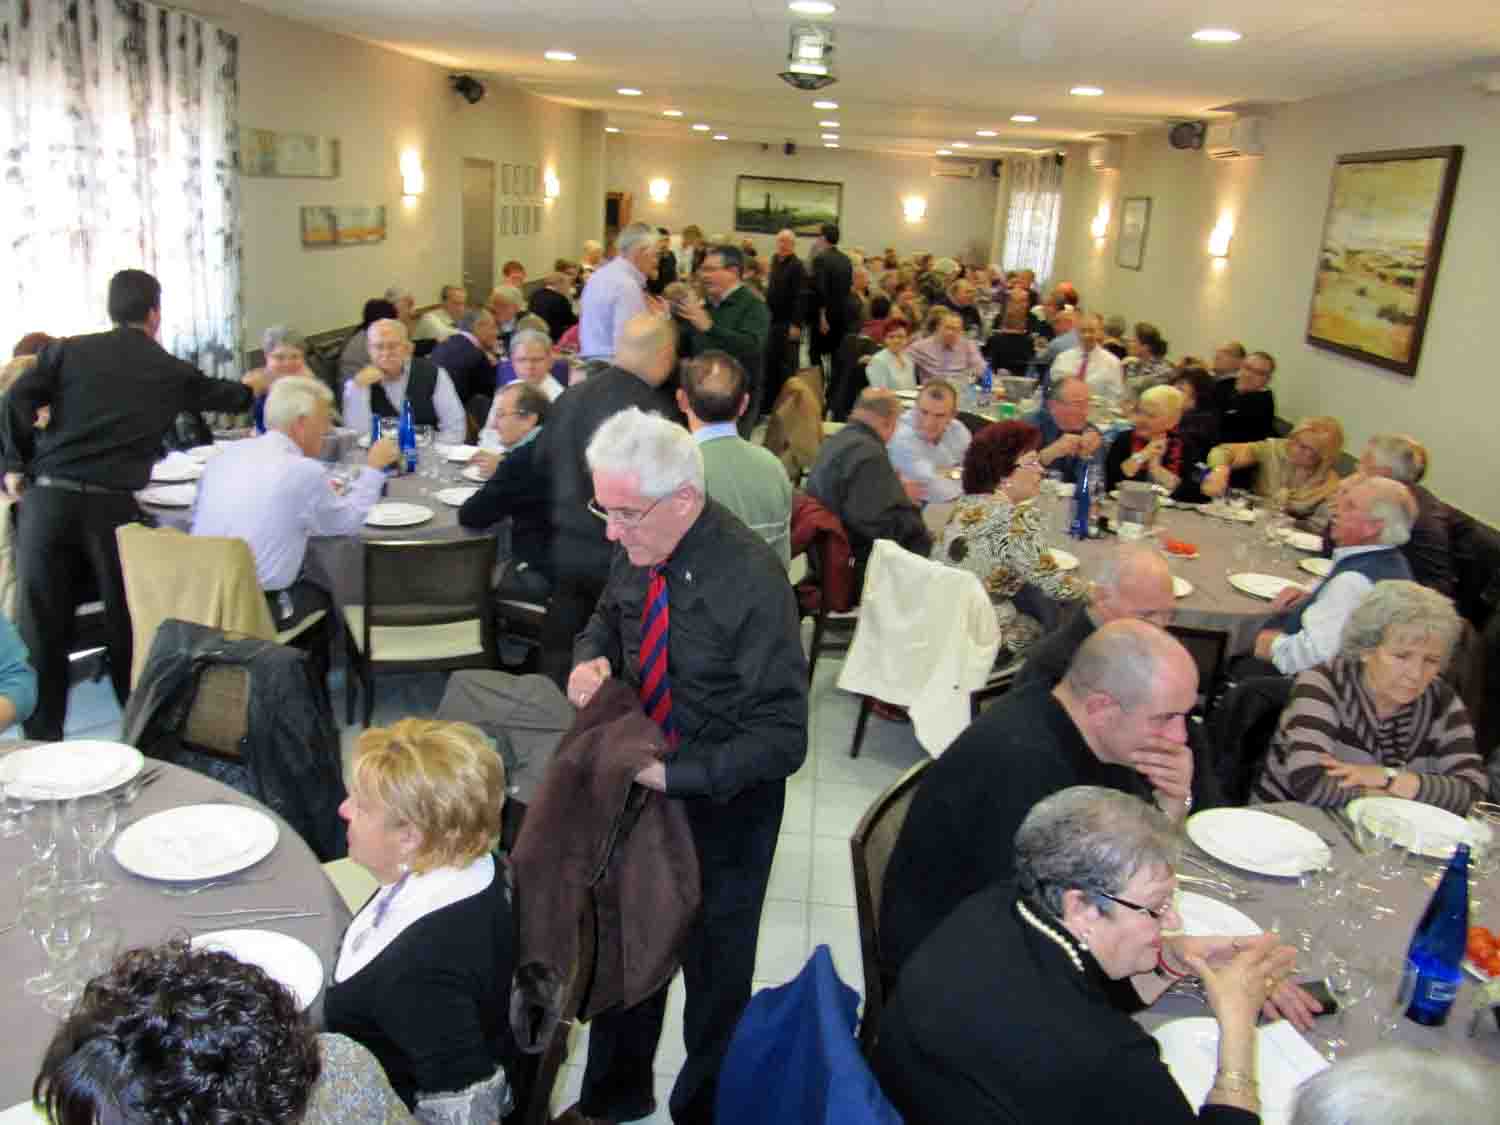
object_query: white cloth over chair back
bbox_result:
[837,538,1000,755]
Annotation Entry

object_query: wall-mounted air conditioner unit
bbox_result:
[1205,117,1265,159]
[1088,138,1122,171]
[930,160,979,179]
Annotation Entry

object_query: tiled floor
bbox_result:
[12,643,928,1124]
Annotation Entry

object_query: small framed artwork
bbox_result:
[500,207,510,236]
[533,205,543,234]
[1116,197,1151,271]
[528,164,538,195]
[502,164,513,195]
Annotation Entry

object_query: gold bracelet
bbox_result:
[1212,1069,1259,1095]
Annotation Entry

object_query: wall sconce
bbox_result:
[901,195,927,223]
[1089,204,1110,241]
[544,169,561,200]
[399,151,425,198]
[1208,218,1234,258]
[648,178,671,203]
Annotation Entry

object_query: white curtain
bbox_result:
[1001,154,1064,286]
[0,0,242,377]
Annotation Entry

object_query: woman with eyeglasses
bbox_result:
[1201,415,1345,531]
[874,787,1297,1125]
[933,420,1085,654]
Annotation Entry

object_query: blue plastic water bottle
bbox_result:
[398,399,416,475]
[370,411,381,447]
[978,363,993,408]
[1403,842,1470,1026]
[1069,459,1092,540]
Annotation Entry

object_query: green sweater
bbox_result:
[698,433,793,568]
[688,284,771,380]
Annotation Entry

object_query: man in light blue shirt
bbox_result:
[193,376,398,642]
[887,381,971,505]
[577,222,662,361]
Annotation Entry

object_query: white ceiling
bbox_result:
[242,0,1500,156]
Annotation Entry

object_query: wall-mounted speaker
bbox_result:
[1168,121,1206,150]
[449,74,485,105]
[784,141,797,156]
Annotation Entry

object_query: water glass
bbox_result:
[1366,811,1409,880]
[414,424,437,478]
[39,889,95,1016]
[19,863,64,996]
[378,417,399,445]
[0,779,26,838]
[1466,802,1500,881]
[70,794,117,900]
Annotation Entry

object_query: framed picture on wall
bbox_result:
[502,164,512,195]
[500,207,510,236]
[533,205,543,234]
[528,165,538,195]
[1305,145,1464,377]
[519,206,529,236]
[1116,197,1151,271]
[734,175,842,236]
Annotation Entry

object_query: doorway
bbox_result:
[462,159,495,302]
[604,191,632,249]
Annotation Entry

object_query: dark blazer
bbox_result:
[811,247,853,334]
[429,332,498,404]
[3,326,251,489]
[1215,384,1276,445]
[686,284,771,385]
[647,248,678,295]
[527,286,579,344]
[767,253,806,325]
[457,434,552,577]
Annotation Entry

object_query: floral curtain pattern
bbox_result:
[1001,153,1064,286]
[0,0,242,377]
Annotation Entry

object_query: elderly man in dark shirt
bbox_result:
[1358,433,1455,598]
[809,223,853,371]
[805,388,932,596]
[764,227,806,413]
[1029,375,1102,482]
[1,269,264,737]
[561,407,806,1125]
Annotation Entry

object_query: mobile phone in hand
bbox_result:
[1297,978,1339,1017]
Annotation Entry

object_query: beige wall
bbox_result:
[191,0,589,344]
[604,135,1001,263]
[1051,63,1498,522]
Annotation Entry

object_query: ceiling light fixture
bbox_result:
[976,130,997,137]
[713,134,728,140]
[950,141,970,148]
[543,50,576,62]
[788,0,836,12]
[692,123,711,131]
[821,134,839,141]
[604,126,620,133]
[617,87,643,96]
[824,142,839,148]
[1070,85,1104,97]
[936,148,952,156]
[662,109,684,117]
[819,120,840,128]
[1192,28,1242,43]
[1010,114,1038,123]
[813,99,838,110]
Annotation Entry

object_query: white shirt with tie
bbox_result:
[1051,345,1124,401]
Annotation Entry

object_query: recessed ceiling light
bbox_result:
[662,109,684,117]
[950,141,970,148]
[1192,28,1242,43]
[713,134,729,141]
[1010,114,1038,123]
[604,126,620,133]
[813,99,839,110]
[818,120,840,128]
[936,148,953,156]
[617,87,643,96]
[691,123,711,131]
[976,130,998,137]
[821,133,839,140]
[543,50,576,62]
[789,0,836,13]
[824,142,839,148]
[1070,85,1104,97]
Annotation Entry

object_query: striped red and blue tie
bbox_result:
[639,564,675,742]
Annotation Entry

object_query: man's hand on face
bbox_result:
[1130,735,1193,803]
[354,365,384,388]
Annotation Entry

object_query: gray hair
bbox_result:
[1341,580,1462,662]
[488,285,524,309]
[616,222,657,258]
[1291,1045,1500,1125]
[499,381,550,425]
[459,309,495,334]
[264,375,333,432]
[1363,433,1427,484]
[851,388,905,422]
[261,324,306,355]
[1063,618,1170,710]
[586,407,704,498]
[1090,543,1171,603]
[509,328,552,356]
[1354,476,1415,547]
[1015,787,1178,918]
[1047,374,1088,402]
[382,285,411,304]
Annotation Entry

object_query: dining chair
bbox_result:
[1166,623,1230,715]
[342,533,500,726]
[797,527,859,686]
[848,758,932,1055]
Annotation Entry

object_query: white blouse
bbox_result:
[334,854,494,983]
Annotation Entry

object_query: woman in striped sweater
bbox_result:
[1255,580,1486,814]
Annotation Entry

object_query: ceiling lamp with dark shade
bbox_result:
[780,22,836,90]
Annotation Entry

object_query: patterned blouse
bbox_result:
[305,1034,415,1123]
[934,494,1085,652]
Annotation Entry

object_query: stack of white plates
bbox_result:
[0,740,144,799]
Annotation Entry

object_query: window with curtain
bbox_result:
[1001,154,1064,286]
[0,0,242,377]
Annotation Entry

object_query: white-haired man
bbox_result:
[1359,433,1455,597]
[578,222,663,363]
[342,318,467,443]
[193,376,398,641]
[413,283,466,342]
[561,407,807,1125]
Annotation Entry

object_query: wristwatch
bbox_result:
[1381,767,1398,790]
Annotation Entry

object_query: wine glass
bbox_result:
[70,794,117,901]
[19,863,64,996]
[39,888,95,1016]
[0,778,26,839]
[1318,942,1374,1059]
[22,801,61,867]
[1366,811,1409,881]
[1466,803,1500,881]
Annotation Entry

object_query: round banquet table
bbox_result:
[1138,801,1500,1063]
[0,748,352,1106]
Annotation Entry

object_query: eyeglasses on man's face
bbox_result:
[588,493,668,528]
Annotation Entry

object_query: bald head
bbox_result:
[1092,545,1176,626]
[615,314,677,386]
[850,388,904,442]
[1064,619,1196,711]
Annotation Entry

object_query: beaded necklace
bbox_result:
[1016,898,1086,974]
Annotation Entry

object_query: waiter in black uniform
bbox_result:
[2,270,264,738]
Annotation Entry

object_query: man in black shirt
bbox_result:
[808,223,852,372]
[878,620,1197,984]
[2,269,263,737]
[562,407,807,1125]
[764,228,806,413]
[1215,349,1276,446]
[527,272,579,344]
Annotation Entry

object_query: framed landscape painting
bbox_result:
[1306,146,1463,377]
[735,175,842,236]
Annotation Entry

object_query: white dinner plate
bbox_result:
[1153,1017,1328,1124]
[444,444,480,463]
[434,486,481,507]
[1171,890,1262,937]
[0,740,144,800]
[113,803,279,882]
[893,388,920,400]
[462,463,492,484]
[1227,573,1306,601]
[1173,576,1194,599]
[364,502,434,527]
[1045,548,1080,571]
[151,457,203,483]
[1277,528,1324,552]
[1186,808,1331,877]
[1345,795,1492,857]
[193,929,324,1011]
[186,444,224,461]
[1206,503,1257,523]
[1298,557,1333,579]
[137,484,197,508]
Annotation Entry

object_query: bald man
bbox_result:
[535,314,682,685]
[765,227,806,411]
[1050,312,1124,401]
[878,620,1198,983]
